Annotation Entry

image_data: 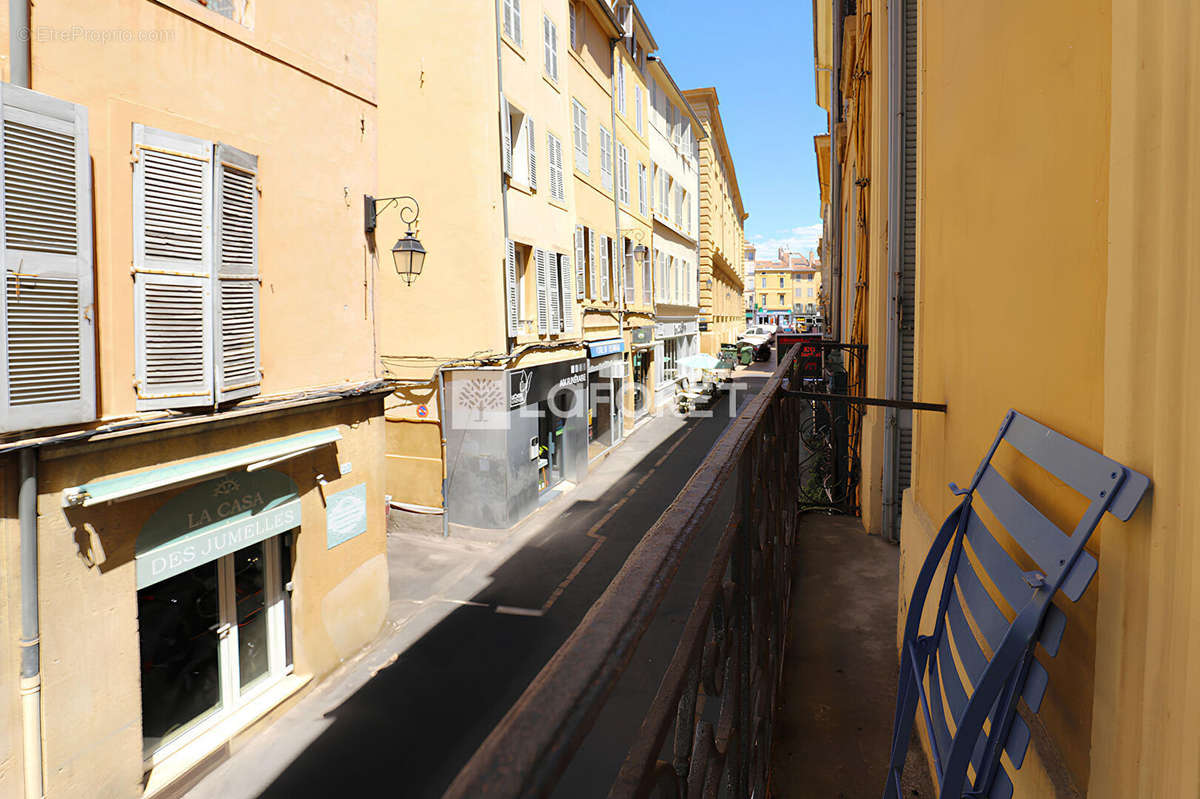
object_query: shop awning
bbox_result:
[61,428,342,508]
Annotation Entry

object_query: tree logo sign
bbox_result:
[450,372,507,430]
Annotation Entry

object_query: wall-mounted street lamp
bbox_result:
[364,194,427,285]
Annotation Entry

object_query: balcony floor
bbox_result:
[771,514,935,797]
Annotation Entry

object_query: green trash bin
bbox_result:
[717,343,737,371]
[738,343,754,365]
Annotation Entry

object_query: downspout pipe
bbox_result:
[610,36,624,435]
[19,447,43,799]
[9,0,29,88]
[495,0,512,356]
[436,365,450,538]
[830,0,843,342]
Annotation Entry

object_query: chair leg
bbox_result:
[883,668,920,799]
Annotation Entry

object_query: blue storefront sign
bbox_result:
[326,483,368,549]
[135,470,301,589]
[587,338,625,358]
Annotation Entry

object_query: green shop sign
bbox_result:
[136,470,301,589]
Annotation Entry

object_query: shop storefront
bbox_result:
[444,357,589,529]
[629,326,655,422]
[28,399,389,797]
[586,339,626,460]
[654,320,701,409]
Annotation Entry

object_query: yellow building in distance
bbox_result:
[683,87,747,353]
[750,250,822,329]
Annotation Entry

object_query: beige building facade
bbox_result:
[0,1,389,797]
[682,88,747,354]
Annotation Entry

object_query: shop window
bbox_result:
[663,338,678,382]
[139,533,293,756]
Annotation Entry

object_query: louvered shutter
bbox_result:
[535,247,548,335]
[588,228,597,298]
[0,85,95,432]
[559,254,574,332]
[506,239,518,336]
[214,143,260,404]
[133,124,214,410]
[599,235,610,301]
[526,117,537,191]
[574,226,585,300]
[501,97,513,177]
[547,248,560,332]
[642,251,652,305]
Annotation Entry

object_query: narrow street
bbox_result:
[181,361,775,799]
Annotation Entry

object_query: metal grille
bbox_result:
[219,281,256,386]
[3,120,77,255]
[144,280,206,388]
[142,149,206,262]
[218,164,255,274]
[6,274,80,405]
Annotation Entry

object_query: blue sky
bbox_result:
[640,0,827,258]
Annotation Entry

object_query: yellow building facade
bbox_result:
[683,88,747,354]
[0,1,389,796]
[813,0,1200,796]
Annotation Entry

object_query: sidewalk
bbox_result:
[180,365,768,799]
[770,514,936,797]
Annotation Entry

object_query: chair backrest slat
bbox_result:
[964,508,1034,612]
[976,465,1097,602]
[937,634,969,725]
[1003,412,1120,501]
[955,553,1009,651]
[947,590,989,683]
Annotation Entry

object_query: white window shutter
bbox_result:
[535,247,548,335]
[574,226,585,300]
[642,252,652,305]
[506,239,518,336]
[588,228,597,298]
[624,246,634,303]
[635,86,643,134]
[547,248,560,333]
[599,235,610,301]
[526,117,537,191]
[0,85,95,432]
[559,253,574,332]
[501,97,513,177]
[133,124,214,410]
[213,142,260,404]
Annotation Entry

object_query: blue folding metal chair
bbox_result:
[883,410,1150,798]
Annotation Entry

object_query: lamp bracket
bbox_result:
[364,194,420,234]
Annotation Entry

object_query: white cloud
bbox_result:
[748,222,823,257]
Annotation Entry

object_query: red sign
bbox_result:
[778,334,823,378]
[416,404,429,418]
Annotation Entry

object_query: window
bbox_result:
[572,99,588,173]
[649,81,658,128]
[616,142,629,205]
[674,183,682,225]
[569,3,577,48]
[503,0,522,45]
[133,125,261,410]
[600,234,611,300]
[778,293,785,305]
[508,108,536,189]
[660,171,670,214]
[191,0,249,25]
[557,253,575,333]
[0,86,96,431]
[638,163,647,216]
[779,276,785,288]
[547,132,565,202]
[635,85,643,134]
[684,190,690,232]
[617,58,626,114]
[624,239,635,303]
[517,243,533,324]
[543,15,559,81]
[663,338,678,382]
[600,126,613,190]
[140,532,294,755]
[760,293,767,306]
